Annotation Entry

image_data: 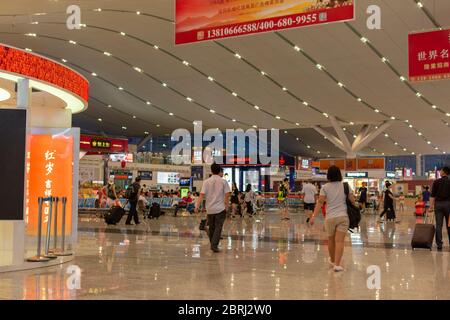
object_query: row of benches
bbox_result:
[78,197,304,211]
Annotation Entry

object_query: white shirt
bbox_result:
[302,183,317,204]
[320,182,350,219]
[200,175,231,214]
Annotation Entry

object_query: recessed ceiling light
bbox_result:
[132,115,137,119]
[144,131,149,135]
[97,118,102,122]
[337,82,344,87]
[316,64,323,70]
[182,61,189,66]
[416,92,422,97]
[0,88,11,101]
[118,87,124,91]
[295,123,300,126]
[353,134,357,138]
[296,137,299,141]
[427,141,431,144]
[282,87,288,91]
[162,83,167,87]
[409,124,413,128]
[260,71,266,76]
[146,101,151,105]
[186,97,193,102]
[374,109,380,113]
[120,32,126,36]
[323,113,329,117]
[252,125,257,128]
[208,76,214,81]
[357,98,362,102]
[394,142,398,145]
[417,2,424,8]
[275,116,281,120]
[435,147,439,150]
[25,48,32,52]
[317,151,321,154]
[69,40,76,45]
[294,46,301,51]
[25,33,37,37]
[107,104,112,108]
[235,53,242,59]
[133,67,143,73]
[154,45,159,50]
[400,76,406,81]
[390,116,396,120]
[381,57,388,63]
[156,124,160,127]
[307,145,311,149]
[232,119,236,122]
[418,132,422,136]
[343,127,347,131]
[122,126,127,130]
[136,11,141,15]
[360,37,368,43]
[61,59,67,63]
[91,72,97,77]
[384,133,389,137]
[232,92,237,97]
[94,8,102,12]
[403,148,407,151]
[169,112,174,116]
[254,105,260,110]
[210,109,215,113]
[303,101,308,106]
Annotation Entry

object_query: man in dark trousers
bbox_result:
[195,163,231,252]
[126,176,141,225]
[430,167,450,251]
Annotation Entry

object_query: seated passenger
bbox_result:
[173,192,193,216]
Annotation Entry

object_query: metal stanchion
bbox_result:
[44,197,57,259]
[49,197,60,254]
[56,196,72,256]
[27,197,51,262]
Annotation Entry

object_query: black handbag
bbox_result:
[344,182,361,229]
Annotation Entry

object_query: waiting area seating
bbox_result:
[78,196,303,213]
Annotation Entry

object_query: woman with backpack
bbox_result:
[309,166,356,272]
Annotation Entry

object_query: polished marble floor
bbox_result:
[1,208,449,300]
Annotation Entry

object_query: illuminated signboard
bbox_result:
[91,139,111,149]
[157,172,180,184]
[175,0,355,44]
[345,172,368,178]
[386,172,396,179]
[26,134,73,236]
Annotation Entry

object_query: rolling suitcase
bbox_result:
[411,211,435,250]
[105,205,126,225]
[148,203,161,219]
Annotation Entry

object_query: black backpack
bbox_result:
[344,182,361,229]
[125,183,138,200]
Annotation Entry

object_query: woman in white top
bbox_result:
[310,166,355,272]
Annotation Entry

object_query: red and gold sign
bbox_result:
[357,158,385,170]
[25,135,73,236]
[409,28,450,82]
[176,0,354,44]
[0,44,89,101]
[319,159,345,170]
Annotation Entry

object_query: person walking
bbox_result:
[302,180,318,223]
[244,183,255,216]
[125,177,142,225]
[422,186,431,215]
[310,166,355,272]
[379,181,396,222]
[429,167,450,251]
[278,178,290,221]
[231,182,240,218]
[358,182,368,213]
[195,163,231,253]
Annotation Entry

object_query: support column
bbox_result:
[416,154,422,177]
[17,78,30,109]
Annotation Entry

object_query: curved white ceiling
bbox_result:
[0,0,449,158]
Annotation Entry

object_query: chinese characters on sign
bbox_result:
[43,149,56,223]
[26,135,73,236]
[409,28,450,82]
[91,139,111,149]
[175,0,354,44]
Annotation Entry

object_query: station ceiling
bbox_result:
[1,0,449,158]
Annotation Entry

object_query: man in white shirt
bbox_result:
[302,180,318,223]
[195,163,231,252]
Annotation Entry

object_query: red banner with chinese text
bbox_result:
[26,135,73,236]
[409,28,450,82]
[175,0,354,45]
